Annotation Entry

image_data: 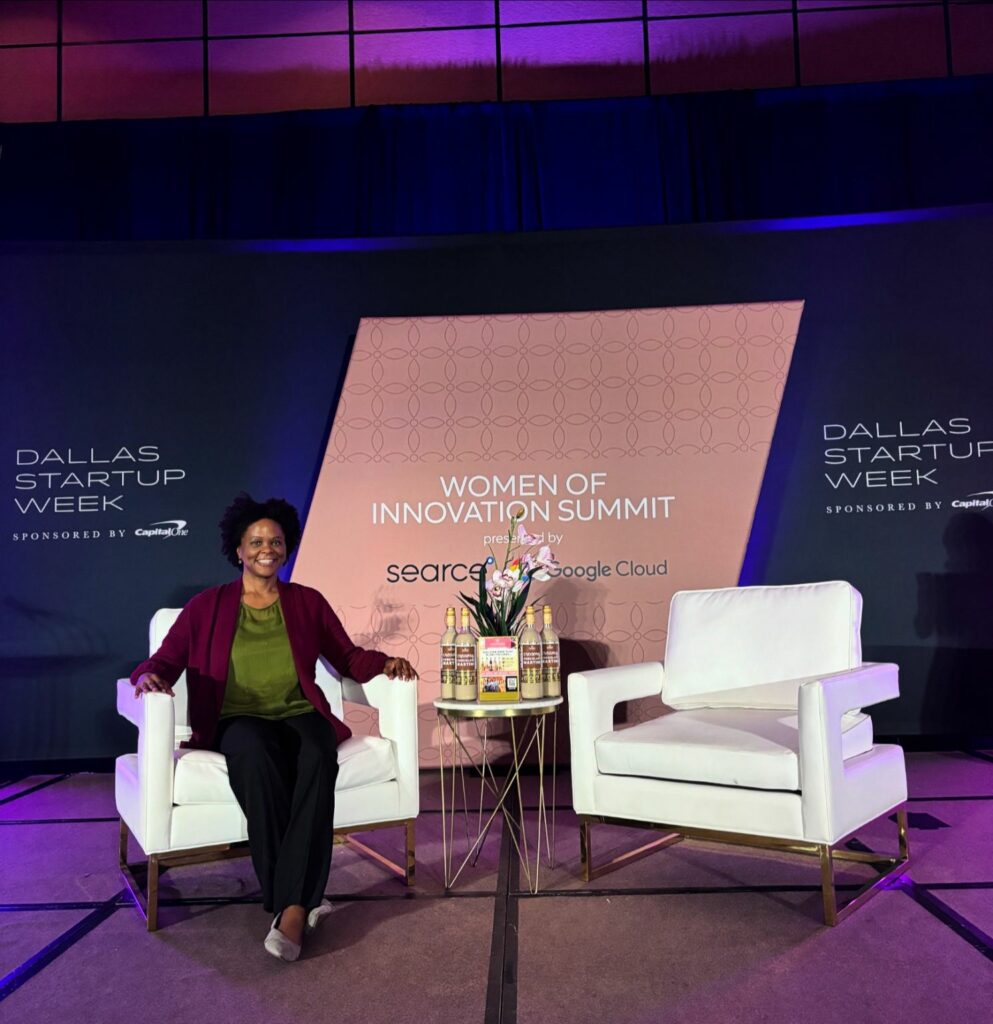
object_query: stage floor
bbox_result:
[2,753,993,1022]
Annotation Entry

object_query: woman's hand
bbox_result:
[383,658,417,681]
[133,672,175,698]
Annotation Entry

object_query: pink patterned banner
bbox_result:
[294,303,803,764]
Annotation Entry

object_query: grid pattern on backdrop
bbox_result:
[1,1,992,123]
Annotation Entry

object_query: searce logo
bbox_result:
[386,561,485,583]
[135,519,189,538]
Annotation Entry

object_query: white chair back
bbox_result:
[662,581,863,709]
[148,607,345,748]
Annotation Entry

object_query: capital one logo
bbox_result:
[134,519,189,538]
[950,491,993,510]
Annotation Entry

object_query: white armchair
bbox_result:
[116,609,419,930]
[569,581,908,925]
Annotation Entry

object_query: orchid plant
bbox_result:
[460,512,559,637]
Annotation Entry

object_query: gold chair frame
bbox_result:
[579,808,909,926]
[120,817,416,932]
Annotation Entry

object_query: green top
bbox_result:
[220,599,315,720]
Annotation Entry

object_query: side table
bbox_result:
[434,696,562,894]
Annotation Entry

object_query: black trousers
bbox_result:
[217,711,339,916]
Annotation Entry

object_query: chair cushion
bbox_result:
[667,668,878,713]
[173,734,397,805]
[662,582,862,709]
[594,708,873,792]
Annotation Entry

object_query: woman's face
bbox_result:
[237,518,286,579]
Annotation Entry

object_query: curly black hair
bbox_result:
[218,492,302,569]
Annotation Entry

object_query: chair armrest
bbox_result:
[568,662,665,814]
[342,675,415,744]
[342,675,419,818]
[115,678,176,850]
[340,673,388,709]
[800,661,898,716]
[116,677,143,728]
[798,662,906,844]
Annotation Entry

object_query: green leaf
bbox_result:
[482,604,500,633]
[506,580,532,631]
[463,594,500,636]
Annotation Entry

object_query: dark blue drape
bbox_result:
[2,74,992,240]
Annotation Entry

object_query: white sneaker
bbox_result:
[306,899,333,934]
[264,915,301,962]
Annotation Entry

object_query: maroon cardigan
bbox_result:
[130,579,388,750]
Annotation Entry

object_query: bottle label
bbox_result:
[520,641,542,694]
[441,643,456,689]
[456,645,476,685]
[521,643,542,670]
[542,642,560,691]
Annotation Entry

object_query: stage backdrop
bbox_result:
[3,209,993,762]
[294,305,801,762]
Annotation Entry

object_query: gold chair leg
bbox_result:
[146,855,160,932]
[118,817,129,868]
[819,844,837,926]
[579,815,682,883]
[579,817,592,883]
[405,819,416,887]
[897,807,910,860]
[821,808,910,926]
[118,818,159,932]
[338,819,418,886]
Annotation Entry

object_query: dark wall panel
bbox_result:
[3,208,993,760]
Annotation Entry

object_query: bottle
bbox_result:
[440,607,457,700]
[519,605,543,700]
[454,607,477,701]
[541,605,561,697]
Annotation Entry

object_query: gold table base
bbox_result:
[435,698,560,894]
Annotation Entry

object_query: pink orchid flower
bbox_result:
[516,523,541,546]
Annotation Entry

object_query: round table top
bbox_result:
[433,695,563,718]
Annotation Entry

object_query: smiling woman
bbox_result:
[129,491,417,962]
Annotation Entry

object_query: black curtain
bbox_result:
[2,75,992,241]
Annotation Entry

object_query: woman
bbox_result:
[130,493,416,962]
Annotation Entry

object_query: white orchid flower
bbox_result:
[536,545,558,568]
[491,569,512,589]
